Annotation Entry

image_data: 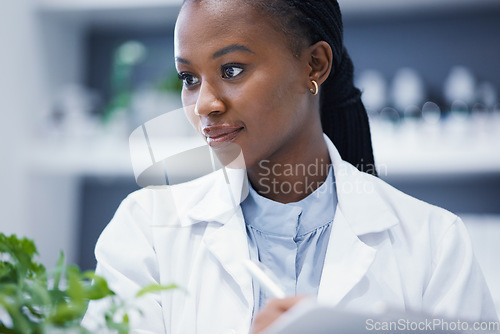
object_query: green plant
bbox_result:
[0,233,176,333]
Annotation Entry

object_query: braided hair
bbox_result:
[182,0,377,175]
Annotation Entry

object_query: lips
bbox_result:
[202,125,244,147]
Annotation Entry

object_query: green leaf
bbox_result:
[0,234,46,284]
[52,251,65,291]
[0,262,16,283]
[82,272,115,300]
[136,283,179,298]
[0,295,33,333]
[0,324,17,334]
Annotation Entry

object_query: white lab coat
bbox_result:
[83,135,497,333]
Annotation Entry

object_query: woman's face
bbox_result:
[174,0,321,170]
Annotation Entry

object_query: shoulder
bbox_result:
[123,169,224,217]
[97,170,224,244]
[94,170,227,270]
[372,172,457,219]
[340,162,461,242]
[357,170,473,269]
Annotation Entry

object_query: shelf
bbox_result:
[36,0,500,29]
[371,116,500,179]
[38,0,181,10]
[26,117,500,180]
[37,0,183,29]
[338,0,500,17]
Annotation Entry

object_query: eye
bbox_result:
[221,65,244,79]
[178,72,200,87]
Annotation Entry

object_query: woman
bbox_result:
[84,0,497,333]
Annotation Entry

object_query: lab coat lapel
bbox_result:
[325,133,399,235]
[184,167,249,226]
[185,167,253,308]
[317,135,399,305]
[317,208,377,305]
[202,209,254,308]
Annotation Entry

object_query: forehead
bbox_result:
[174,0,284,57]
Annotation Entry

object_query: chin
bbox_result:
[212,142,247,170]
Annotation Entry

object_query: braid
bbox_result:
[245,0,377,175]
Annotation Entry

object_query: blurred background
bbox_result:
[1,0,500,314]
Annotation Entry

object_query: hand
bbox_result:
[251,296,307,334]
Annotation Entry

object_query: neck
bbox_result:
[247,132,331,203]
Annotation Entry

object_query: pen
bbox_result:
[243,259,286,299]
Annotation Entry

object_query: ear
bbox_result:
[306,41,333,87]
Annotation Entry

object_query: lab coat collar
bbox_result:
[325,134,400,235]
[184,167,249,226]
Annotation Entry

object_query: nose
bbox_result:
[194,82,226,117]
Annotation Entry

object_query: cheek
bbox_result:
[238,70,304,126]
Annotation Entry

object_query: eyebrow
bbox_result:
[175,44,255,65]
[212,44,254,59]
[175,57,190,65]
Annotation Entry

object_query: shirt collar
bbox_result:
[241,166,337,237]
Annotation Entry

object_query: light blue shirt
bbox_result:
[241,166,337,311]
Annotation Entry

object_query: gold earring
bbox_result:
[310,80,319,95]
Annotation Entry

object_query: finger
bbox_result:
[251,296,309,333]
